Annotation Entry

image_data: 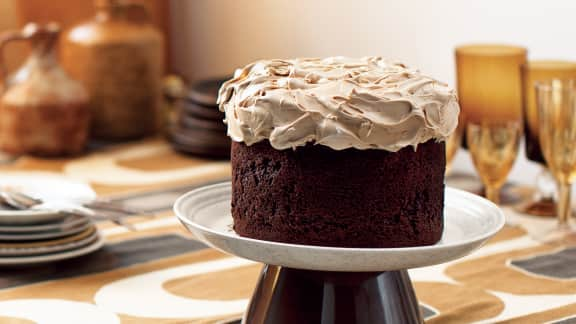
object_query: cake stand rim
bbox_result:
[174,181,505,271]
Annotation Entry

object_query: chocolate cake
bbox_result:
[218,57,459,248]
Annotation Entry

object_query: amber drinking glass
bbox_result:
[455,44,526,204]
[535,80,576,240]
[520,61,576,216]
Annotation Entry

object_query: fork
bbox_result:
[0,191,138,231]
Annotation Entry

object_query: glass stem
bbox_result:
[557,182,572,230]
[486,184,501,204]
[536,167,556,201]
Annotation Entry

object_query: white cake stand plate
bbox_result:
[175,182,504,324]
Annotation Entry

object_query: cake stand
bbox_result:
[174,182,504,324]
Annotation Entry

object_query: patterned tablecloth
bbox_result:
[0,139,575,324]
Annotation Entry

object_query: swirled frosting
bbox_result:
[218,56,459,151]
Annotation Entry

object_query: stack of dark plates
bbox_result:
[167,78,231,159]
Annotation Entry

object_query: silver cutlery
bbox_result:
[0,190,139,231]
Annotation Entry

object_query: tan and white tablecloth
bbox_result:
[0,139,574,324]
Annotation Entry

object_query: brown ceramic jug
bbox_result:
[0,23,90,156]
[61,0,163,140]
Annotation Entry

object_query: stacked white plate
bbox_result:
[0,172,104,266]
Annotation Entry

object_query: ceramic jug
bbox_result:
[0,23,90,156]
[61,0,163,140]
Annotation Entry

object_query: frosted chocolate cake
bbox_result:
[218,57,459,248]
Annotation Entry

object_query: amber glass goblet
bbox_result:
[520,61,576,217]
[455,44,526,204]
[535,80,576,241]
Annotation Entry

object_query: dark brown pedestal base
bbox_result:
[243,265,423,324]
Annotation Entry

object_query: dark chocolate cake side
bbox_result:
[231,140,446,248]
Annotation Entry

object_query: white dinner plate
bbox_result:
[0,172,96,225]
[175,182,505,272]
[0,233,104,265]
[0,229,100,257]
[0,207,67,225]
[0,214,89,233]
[0,221,92,241]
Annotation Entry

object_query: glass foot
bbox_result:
[515,198,556,217]
[478,184,530,206]
[445,173,530,207]
[531,224,576,244]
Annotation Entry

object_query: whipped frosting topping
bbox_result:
[218,56,459,151]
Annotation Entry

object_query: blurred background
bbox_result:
[169,0,576,84]
[0,0,569,185]
[2,0,574,84]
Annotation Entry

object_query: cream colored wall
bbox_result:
[170,0,576,88]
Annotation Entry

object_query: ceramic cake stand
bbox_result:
[175,182,504,324]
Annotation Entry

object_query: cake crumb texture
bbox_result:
[231,140,445,248]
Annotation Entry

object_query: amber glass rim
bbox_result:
[524,60,576,72]
[455,44,527,57]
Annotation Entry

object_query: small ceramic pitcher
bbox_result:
[0,23,90,156]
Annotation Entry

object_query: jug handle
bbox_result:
[0,26,37,87]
